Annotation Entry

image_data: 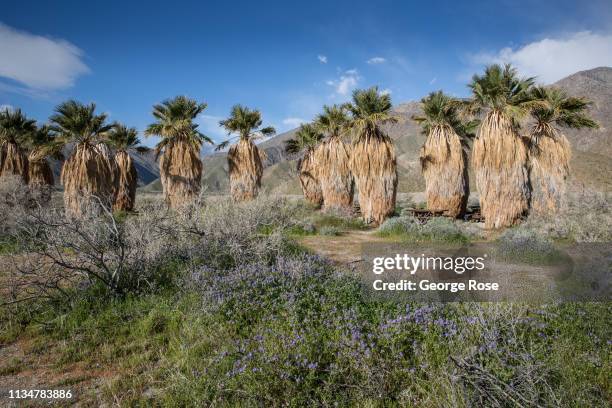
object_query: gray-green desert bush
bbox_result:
[318,225,341,236]
[497,228,559,264]
[524,189,612,243]
[377,216,468,243]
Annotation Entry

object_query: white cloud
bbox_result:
[380,88,392,95]
[327,69,360,96]
[282,117,307,128]
[367,57,386,64]
[471,31,612,84]
[429,77,437,85]
[0,23,89,91]
[197,114,227,142]
[317,55,328,64]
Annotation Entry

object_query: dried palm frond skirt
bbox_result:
[0,141,29,184]
[298,150,323,207]
[113,150,138,211]
[528,130,571,215]
[420,126,468,218]
[61,143,117,217]
[314,138,353,213]
[472,111,529,229]
[159,141,203,209]
[350,134,397,225]
[228,139,263,202]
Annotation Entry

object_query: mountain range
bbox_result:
[59,67,612,194]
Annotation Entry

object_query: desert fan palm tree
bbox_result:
[346,87,397,224]
[217,105,275,201]
[413,91,477,218]
[468,64,535,229]
[527,86,598,214]
[108,123,150,211]
[285,123,324,206]
[50,100,116,216]
[145,96,212,208]
[0,108,35,184]
[26,124,64,188]
[314,104,354,213]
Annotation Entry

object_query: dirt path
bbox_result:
[299,230,386,264]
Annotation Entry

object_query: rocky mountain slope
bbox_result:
[141,66,612,194]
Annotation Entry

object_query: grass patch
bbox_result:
[310,213,368,231]
[0,236,20,254]
[376,216,469,244]
[0,357,24,375]
[318,225,341,236]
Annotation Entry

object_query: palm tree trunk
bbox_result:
[298,150,323,207]
[113,151,138,212]
[314,138,353,213]
[420,126,468,218]
[228,139,263,202]
[350,133,397,225]
[528,130,571,215]
[0,141,29,184]
[472,111,529,229]
[61,143,116,217]
[159,140,203,209]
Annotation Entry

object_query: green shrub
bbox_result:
[420,217,468,243]
[377,216,468,243]
[319,225,341,236]
[377,215,420,236]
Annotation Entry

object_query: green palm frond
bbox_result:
[49,100,113,146]
[214,140,232,152]
[412,91,477,140]
[529,86,599,130]
[218,105,276,148]
[145,96,212,154]
[315,104,349,139]
[345,87,397,141]
[108,122,147,151]
[284,123,323,154]
[26,124,65,160]
[0,108,37,146]
[467,64,535,126]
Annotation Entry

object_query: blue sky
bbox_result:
[1,0,612,147]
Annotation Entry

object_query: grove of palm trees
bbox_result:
[0,64,600,227]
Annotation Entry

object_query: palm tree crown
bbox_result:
[27,125,64,160]
[109,123,149,153]
[216,105,276,150]
[467,64,535,125]
[285,123,323,154]
[144,96,212,158]
[0,108,36,145]
[49,100,113,145]
[315,104,349,139]
[346,87,396,139]
[529,86,599,132]
[413,91,478,140]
